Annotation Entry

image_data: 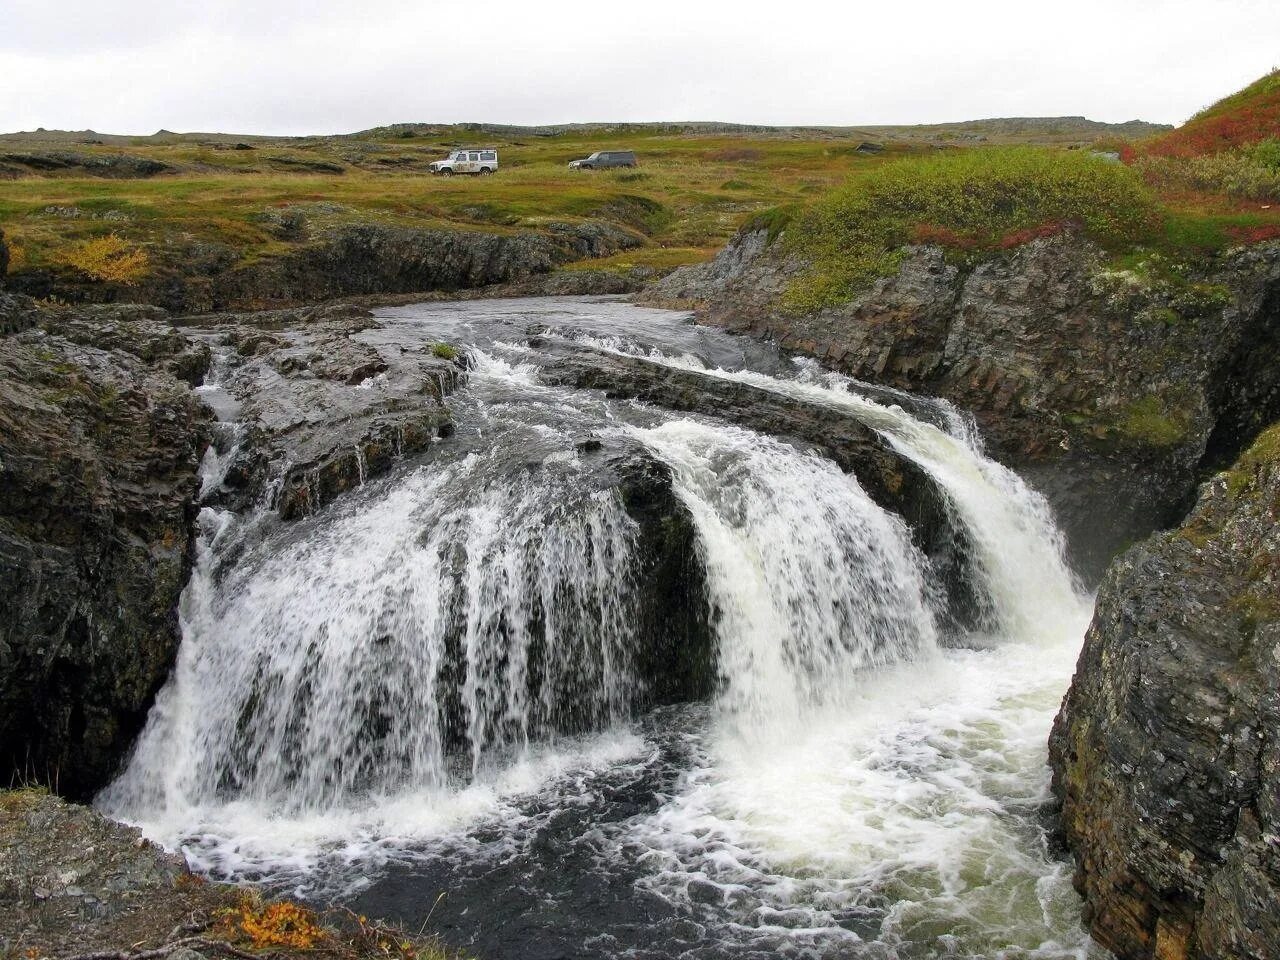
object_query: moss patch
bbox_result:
[1116,395,1193,447]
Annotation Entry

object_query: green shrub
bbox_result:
[1137,149,1280,202]
[1249,137,1280,172]
[783,147,1161,311]
[743,204,800,243]
[431,342,458,360]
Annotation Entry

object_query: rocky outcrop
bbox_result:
[0,151,177,179]
[1,788,226,957]
[181,302,460,519]
[645,229,1280,579]
[7,222,645,315]
[1049,423,1280,960]
[0,788,443,958]
[0,302,210,799]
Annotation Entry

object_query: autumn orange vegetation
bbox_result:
[237,898,325,949]
[1141,69,1280,159]
[54,233,151,284]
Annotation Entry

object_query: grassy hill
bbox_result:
[1142,69,1280,158]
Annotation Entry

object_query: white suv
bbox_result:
[429,147,499,177]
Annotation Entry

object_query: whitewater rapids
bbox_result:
[100,297,1101,959]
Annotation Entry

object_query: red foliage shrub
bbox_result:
[1226,224,1280,244]
[998,220,1074,249]
[910,222,978,249]
[1142,70,1280,159]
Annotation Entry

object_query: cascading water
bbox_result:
[101,297,1100,959]
[632,419,939,738]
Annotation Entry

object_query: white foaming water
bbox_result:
[100,351,656,875]
[103,302,1098,956]
[592,343,1084,645]
[633,419,939,740]
[610,351,1096,957]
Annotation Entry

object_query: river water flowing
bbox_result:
[99,297,1102,959]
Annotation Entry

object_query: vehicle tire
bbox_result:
[479,167,493,176]
[582,164,593,170]
[439,168,453,177]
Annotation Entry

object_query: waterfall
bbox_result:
[100,298,1098,958]
[101,453,645,821]
[594,347,1084,646]
[632,419,939,740]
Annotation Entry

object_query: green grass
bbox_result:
[1225,421,1280,498]
[430,342,458,360]
[781,147,1161,310]
[0,131,895,276]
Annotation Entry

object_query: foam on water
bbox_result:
[101,299,1100,957]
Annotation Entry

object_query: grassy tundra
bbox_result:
[0,95,1276,300]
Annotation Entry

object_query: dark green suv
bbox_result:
[568,150,637,170]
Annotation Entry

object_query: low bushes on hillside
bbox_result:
[1142,69,1280,159]
[783,147,1160,310]
[1134,136,1280,202]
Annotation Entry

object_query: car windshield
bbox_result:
[587,153,600,160]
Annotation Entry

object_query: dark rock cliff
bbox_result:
[644,230,1280,580]
[0,300,210,799]
[1049,423,1280,960]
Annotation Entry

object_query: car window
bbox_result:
[482,152,495,161]
[468,153,478,161]
[588,153,599,160]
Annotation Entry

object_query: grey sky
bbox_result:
[2,0,1277,135]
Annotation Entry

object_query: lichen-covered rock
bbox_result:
[0,311,209,799]
[646,230,1280,579]
[1048,423,1280,960]
[0,789,212,956]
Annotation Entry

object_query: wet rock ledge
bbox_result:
[0,294,461,800]
[1049,422,1280,960]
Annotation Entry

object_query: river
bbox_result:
[99,297,1104,960]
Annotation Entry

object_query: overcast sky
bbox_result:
[2,0,1277,135]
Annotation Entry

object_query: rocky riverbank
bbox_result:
[0,788,454,959]
[0,293,460,801]
[0,298,210,799]
[644,228,1280,580]
[1049,423,1280,960]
